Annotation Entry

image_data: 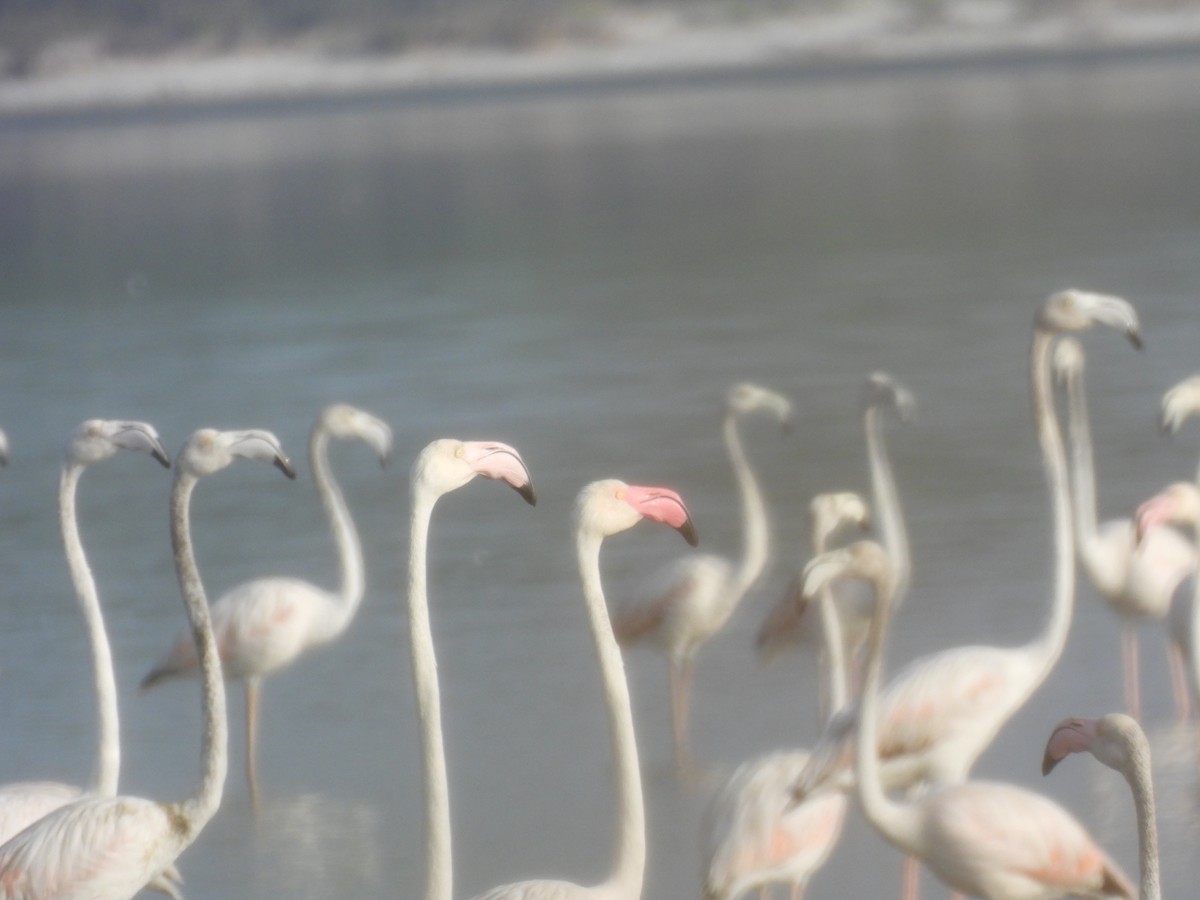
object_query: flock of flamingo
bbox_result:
[0,288,1196,899]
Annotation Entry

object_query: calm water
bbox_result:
[1,55,1200,898]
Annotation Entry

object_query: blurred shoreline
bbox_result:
[3,4,1200,120]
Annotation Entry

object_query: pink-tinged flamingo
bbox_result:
[793,290,1143,900]
[469,479,697,900]
[0,421,181,897]
[406,440,536,900]
[0,428,295,900]
[807,540,1136,900]
[141,404,392,809]
[612,382,791,771]
[1053,337,1195,721]
[1043,714,1159,900]
[702,499,865,900]
[757,372,912,689]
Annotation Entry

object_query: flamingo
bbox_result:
[1043,714,1159,900]
[757,372,913,687]
[0,428,295,900]
[1053,337,1195,721]
[805,540,1136,900]
[469,479,698,900]
[0,421,181,897]
[793,290,1143,900]
[406,439,536,900]
[612,382,791,771]
[701,498,866,900]
[140,403,392,808]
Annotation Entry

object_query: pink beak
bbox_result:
[624,485,699,546]
[462,441,536,506]
[1042,716,1099,775]
[1134,493,1174,544]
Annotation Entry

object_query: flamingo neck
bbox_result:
[1124,736,1160,900]
[171,470,227,834]
[408,487,453,900]
[310,428,366,640]
[812,529,849,715]
[723,411,770,602]
[1026,328,1077,678]
[60,462,120,798]
[853,562,920,851]
[578,530,645,900]
[864,405,910,605]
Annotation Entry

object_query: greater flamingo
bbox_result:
[793,290,1143,900]
[612,382,791,771]
[1053,337,1195,720]
[757,372,913,685]
[406,439,536,900]
[141,403,392,808]
[702,499,864,900]
[806,540,1136,900]
[470,479,697,900]
[1043,714,1159,900]
[0,428,295,899]
[0,420,180,897]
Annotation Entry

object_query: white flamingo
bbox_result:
[141,403,392,808]
[757,372,912,687]
[1053,337,1195,721]
[0,421,181,897]
[612,382,791,771]
[406,439,536,900]
[0,428,295,900]
[806,539,1135,899]
[702,495,866,900]
[1043,714,1159,900]
[793,290,1143,900]
[470,479,698,900]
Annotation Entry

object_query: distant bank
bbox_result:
[3,6,1200,123]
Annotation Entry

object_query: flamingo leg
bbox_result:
[790,883,805,900]
[1168,637,1191,725]
[669,656,695,772]
[245,678,262,811]
[1122,627,1141,721]
[902,854,920,900]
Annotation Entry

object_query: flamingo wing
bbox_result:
[611,555,727,647]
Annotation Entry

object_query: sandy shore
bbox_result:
[3,3,1200,118]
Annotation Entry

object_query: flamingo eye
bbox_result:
[615,489,625,501]
[455,445,465,459]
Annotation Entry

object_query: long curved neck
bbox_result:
[812,524,848,715]
[854,564,921,850]
[1125,742,1160,900]
[577,529,645,899]
[311,429,366,636]
[864,406,910,604]
[60,463,120,797]
[171,471,227,833]
[1061,367,1104,556]
[724,412,770,599]
[408,488,452,900]
[1025,329,1077,677]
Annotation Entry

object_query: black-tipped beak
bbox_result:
[1041,751,1061,776]
[677,518,699,547]
[514,481,537,506]
[153,448,171,468]
[275,456,297,479]
[1127,328,1144,350]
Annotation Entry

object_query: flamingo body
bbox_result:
[702,752,846,900]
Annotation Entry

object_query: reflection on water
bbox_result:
[0,56,1199,898]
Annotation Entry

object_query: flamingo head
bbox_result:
[68,419,170,469]
[726,383,793,433]
[414,438,535,505]
[1042,713,1145,777]
[1051,337,1085,387]
[1134,482,1199,542]
[809,491,870,550]
[575,479,698,546]
[1037,289,1142,348]
[177,428,295,480]
[1160,375,1200,435]
[864,372,916,422]
[319,403,394,467]
[802,539,890,599]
